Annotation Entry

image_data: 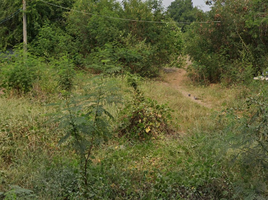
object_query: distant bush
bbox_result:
[52,56,76,92]
[32,23,75,60]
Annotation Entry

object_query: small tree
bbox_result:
[55,75,120,197]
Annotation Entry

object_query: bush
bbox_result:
[54,56,76,92]
[118,76,173,141]
[0,51,40,95]
[220,60,254,86]
[221,88,268,198]
[66,0,182,77]
[32,22,74,59]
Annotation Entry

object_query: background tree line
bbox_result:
[1,0,267,82]
[0,0,182,77]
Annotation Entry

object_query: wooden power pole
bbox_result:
[23,0,27,53]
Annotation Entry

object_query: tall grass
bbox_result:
[0,98,60,189]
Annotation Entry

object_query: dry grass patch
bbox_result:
[140,80,215,133]
[0,97,64,191]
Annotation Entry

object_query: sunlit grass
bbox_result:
[0,97,63,191]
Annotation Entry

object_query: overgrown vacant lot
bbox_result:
[1,0,268,198]
[1,64,268,199]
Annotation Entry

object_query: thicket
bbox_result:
[0,0,182,77]
[0,52,40,95]
[185,0,268,84]
[0,0,75,49]
[210,86,268,199]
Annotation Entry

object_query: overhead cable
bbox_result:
[0,8,22,25]
[40,0,220,24]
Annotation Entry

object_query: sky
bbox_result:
[162,0,211,12]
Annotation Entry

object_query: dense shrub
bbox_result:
[32,23,74,59]
[185,0,268,84]
[118,76,173,141]
[0,51,40,94]
[66,0,182,77]
[219,88,268,198]
[53,56,76,92]
[1,0,183,78]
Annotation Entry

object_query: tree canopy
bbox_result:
[167,0,200,31]
[185,0,268,84]
[1,0,267,81]
[0,0,75,49]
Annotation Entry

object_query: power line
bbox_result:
[40,0,220,24]
[0,8,22,25]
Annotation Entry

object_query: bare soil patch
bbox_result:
[0,88,4,96]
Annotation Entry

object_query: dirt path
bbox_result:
[163,68,213,109]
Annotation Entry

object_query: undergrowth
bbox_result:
[1,60,268,199]
[118,76,174,141]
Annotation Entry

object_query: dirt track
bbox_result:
[163,68,212,109]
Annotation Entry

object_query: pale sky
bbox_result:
[162,0,211,12]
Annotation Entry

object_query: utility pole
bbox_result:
[23,0,27,54]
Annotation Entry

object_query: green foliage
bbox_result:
[54,76,120,197]
[119,76,173,141]
[0,0,21,50]
[3,186,36,200]
[66,0,182,77]
[226,91,268,170]
[83,44,123,75]
[220,89,268,198]
[31,23,74,59]
[185,0,268,84]
[66,0,122,53]
[187,62,214,85]
[116,35,157,77]
[33,160,80,199]
[167,0,200,31]
[0,0,75,50]
[220,60,254,86]
[84,29,182,77]
[1,0,183,77]
[0,51,40,94]
[53,56,76,92]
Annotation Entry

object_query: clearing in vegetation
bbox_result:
[1,0,268,199]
